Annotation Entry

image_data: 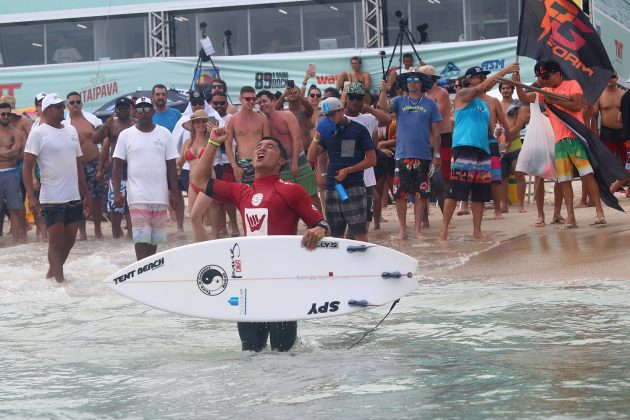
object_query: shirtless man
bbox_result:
[336,56,372,92]
[0,102,25,242]
[224,86,270,186]
[420,65,454,216]
[593,74,625,161]
[93,97,136,239]
[260,89,321,211]
[1,96,31,236]
[65,91,104,240]
[466,70,513,219]
[499,83,530,213]
[275,86,315,152]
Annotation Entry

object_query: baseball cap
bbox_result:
[115,97,132,108]
[35,92,47,105]
[464,66,491,79]
[135,96,152,107]
[189,90,205,104]
[347,82,366,95]
[534,60,561,76]
[320,97,343,115]
[41,93,66,111]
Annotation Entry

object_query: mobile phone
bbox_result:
[287,80,295,88]
[274,91,283,100]
[208,116,219,127]
[308,63,316,73]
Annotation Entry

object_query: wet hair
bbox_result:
[260,136,288,161]
[498,82,514,92]
[66,91,80,99]
[350,56,362,64]
[152,84,167,95]
[324,87,340,98]
[240,86,255,96]
[256,90,274,101]
[212,78,228,91]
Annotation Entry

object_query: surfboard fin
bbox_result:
[381,271,401,279]
[348,299,369,307]
[346,245,372,253]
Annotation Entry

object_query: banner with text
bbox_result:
[0,37,535,112]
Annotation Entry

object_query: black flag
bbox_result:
[517,0,614,103]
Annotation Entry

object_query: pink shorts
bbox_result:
[129,204,169,245]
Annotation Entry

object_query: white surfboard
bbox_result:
[105,236,418,322]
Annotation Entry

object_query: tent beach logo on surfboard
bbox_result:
[197,265,229,296]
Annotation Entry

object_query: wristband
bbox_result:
[434,153,441,159]
[315,220,330,235]
[208,139,221,148]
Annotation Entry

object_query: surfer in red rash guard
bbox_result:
[191,130,330,352]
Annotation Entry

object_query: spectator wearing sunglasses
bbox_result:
[439,63,517,241]
[111,97,180,261]
[65,91,104,241]
[514,60,606,228]
[23,93,92,282]
[378,69,441,240]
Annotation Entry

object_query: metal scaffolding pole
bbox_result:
[362,0,384,48]
[148,11,171,57]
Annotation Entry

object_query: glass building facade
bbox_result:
[0,0,522,68]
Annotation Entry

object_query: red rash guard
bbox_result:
[206,175,323,236]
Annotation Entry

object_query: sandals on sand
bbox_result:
[591,217,607,225]
[563,222,578,229]
[550,216,566,224]
[533,220,546,227]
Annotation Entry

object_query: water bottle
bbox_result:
[335,183,349,202]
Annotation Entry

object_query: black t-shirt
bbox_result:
[316,119,374,190]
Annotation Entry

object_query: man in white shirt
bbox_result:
[111,97,179,261]
[23,93,91,283]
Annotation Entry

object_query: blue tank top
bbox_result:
[453,98,490,154]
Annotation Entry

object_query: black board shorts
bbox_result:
[40,200,84,228]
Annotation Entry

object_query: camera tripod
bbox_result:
[383,11,423,79]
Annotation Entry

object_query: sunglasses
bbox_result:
[473,74,486,80]
[309,93,322,98]
[407,77,421,83]
[0,111,11,117]
[50,103,65,110]
[135,106,153,114]
[540,73,552,80]
[242,97,256,103]
[212,101,226,106]
[211,85,223,89]
[68,100,82,105]
[347,93,364,101]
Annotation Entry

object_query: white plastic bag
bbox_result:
[516,96,557,180]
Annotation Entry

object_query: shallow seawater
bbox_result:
[2,233,630,418]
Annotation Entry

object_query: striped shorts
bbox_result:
[488,138,502,182]
[554,137,593,182]
[130,203,169,245]
[447,146,492,203]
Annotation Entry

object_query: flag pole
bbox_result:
[497,77,571,101]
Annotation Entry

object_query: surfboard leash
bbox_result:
[347,299,400,350]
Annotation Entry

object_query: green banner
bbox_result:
[0,37,534,112]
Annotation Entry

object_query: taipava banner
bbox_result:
[0,37,536,112]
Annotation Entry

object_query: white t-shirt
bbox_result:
[24,124,82,204]
[113,125,178,205]
[346,113,379,187]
